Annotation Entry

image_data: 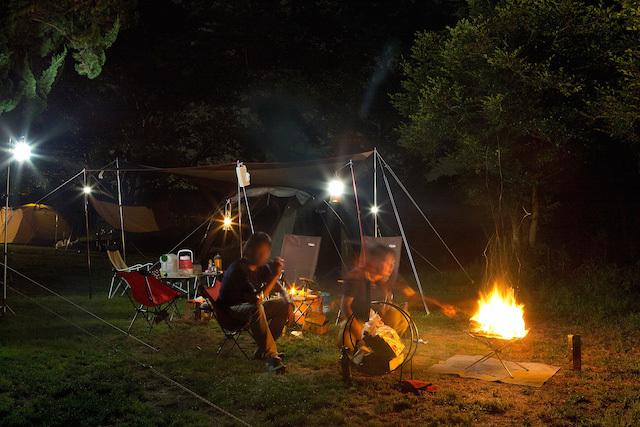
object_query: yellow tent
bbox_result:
[0,204,71,244]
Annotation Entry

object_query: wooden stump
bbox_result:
[568,334,581,371]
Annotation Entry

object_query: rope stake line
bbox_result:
[6,284,253,427]
[378,155,474,284]
[0,262,157,351]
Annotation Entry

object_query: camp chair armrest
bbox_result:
[113,262,153,272]
[127,263,153,271]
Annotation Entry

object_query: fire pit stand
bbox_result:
[465,332,529,378]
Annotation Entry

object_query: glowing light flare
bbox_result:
[371,206,379,214]
[328,179,343,203]
[13,142,31,163]
[470,283,528,340]
[83,186,92,194]
[222,215,232,231]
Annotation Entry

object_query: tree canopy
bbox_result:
[394,0,640,253]
[0,0,136,114]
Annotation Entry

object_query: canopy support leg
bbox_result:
[379,157,430,315]
[116,158,126,262]
[84,169,92,299]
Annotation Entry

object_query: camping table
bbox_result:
[465,331,529,378]
[290,293,320,327]
[202,271,224,287]
[160,274,202,300]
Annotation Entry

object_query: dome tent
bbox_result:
[0,204,71,244]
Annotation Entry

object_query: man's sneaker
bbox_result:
[254,350,284,360]
[265,357,287,374]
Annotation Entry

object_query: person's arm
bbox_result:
[400,286,458,317]
[256,257,284,301]
[340,295,363,345]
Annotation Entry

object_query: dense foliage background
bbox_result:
[0,0,639,272]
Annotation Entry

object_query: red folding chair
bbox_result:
[201,281,254,360]
[118,271,182,334]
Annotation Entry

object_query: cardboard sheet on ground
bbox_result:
[427,355,560,387]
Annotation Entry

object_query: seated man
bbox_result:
[217,232,291,373]
[339,244,458,349]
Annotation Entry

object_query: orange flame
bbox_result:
[470,283,528,339]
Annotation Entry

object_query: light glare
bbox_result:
[371,206,379,214]
[328,179,343,196]
[13,142,31,163]
[83,186,92,194]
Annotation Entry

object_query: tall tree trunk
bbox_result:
[529,184,539,247]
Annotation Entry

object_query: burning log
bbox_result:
[469,283,528,340]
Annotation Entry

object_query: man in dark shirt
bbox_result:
[218,232,290,373]
[339,244,458,349]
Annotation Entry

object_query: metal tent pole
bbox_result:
[374,147,378,238]
[83,169,92,299]
[379,157,430,315]
[349,160,366,266]
[115,158,126,262]
[378,154,473,283]
[237,161,242,257]
[2,161,11,316]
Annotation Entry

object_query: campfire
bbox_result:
[469,283,528,340]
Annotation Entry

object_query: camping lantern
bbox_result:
[222,199,232,231]
[328,179,344,203]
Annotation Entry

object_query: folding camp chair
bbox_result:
[107,246,153,298]
[201,282,254,360]
[117,271,182,334]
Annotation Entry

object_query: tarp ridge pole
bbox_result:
[84,169,92,299]
[380,157,430,315]
[115,158,126,262]
[378,154,474,284]
[349,160,366,266]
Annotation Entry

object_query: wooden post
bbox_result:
[568,334,581,371]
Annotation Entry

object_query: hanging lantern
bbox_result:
[222,199,232,231]
[328,179,344,203]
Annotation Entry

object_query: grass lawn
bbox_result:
[1,245,640,426]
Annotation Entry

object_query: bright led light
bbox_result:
[83,186,92,194]
[328,179,344,196]
[328,179,344,203]
[371,206,379,214]
[13,142,31,163]
[222,215,232,230]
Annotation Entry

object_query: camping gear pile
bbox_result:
[342,301,419,380]
[353,311,406,374]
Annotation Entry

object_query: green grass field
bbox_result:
[1,246,640,426]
